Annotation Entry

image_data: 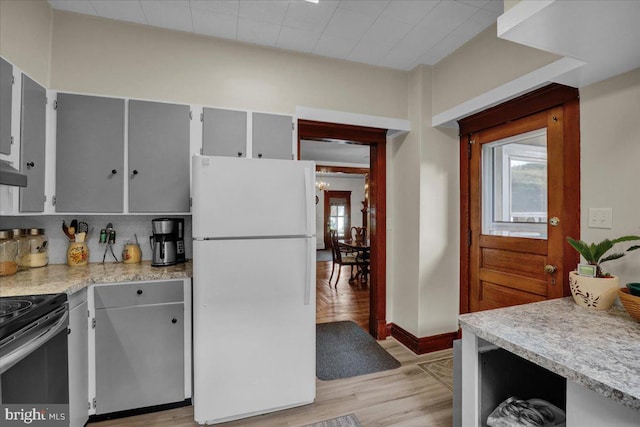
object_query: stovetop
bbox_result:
[0,293,68,341]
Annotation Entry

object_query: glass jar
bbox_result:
[11,228,31,271]
[0,229,18,276]
[122,241,141,264]
[67,242,89,266]
[27,228,49,268]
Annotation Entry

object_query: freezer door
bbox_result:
[193,238,316,424]
[192,156,315,238]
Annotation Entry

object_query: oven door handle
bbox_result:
[0,310,69,374]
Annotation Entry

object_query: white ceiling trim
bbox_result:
[296,106,410,137]
[431,56,585,129]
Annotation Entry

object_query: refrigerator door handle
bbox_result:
[304,238,313,306]
[304,167,314,237]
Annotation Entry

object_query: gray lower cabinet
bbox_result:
[0,57,12,155]
[252,112,293,160]
[93,281,185,415]
[20,74,46,212]
[68,290,88,427]
[55,93,124,212]
[202,107,247,158]
[128,100,190,212]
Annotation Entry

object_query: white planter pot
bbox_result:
[569,271,620,310]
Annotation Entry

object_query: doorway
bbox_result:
[324,190,351,247]
[459,84,581,313]
[298,120,387,339]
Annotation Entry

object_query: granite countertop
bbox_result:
[459,298,640,412]
[0,261,192,297]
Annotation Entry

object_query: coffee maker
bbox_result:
[150,218,185,267]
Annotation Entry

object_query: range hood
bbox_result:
[0,160,27,187]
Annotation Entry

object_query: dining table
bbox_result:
[338,239,371,283]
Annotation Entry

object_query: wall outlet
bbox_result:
[588,208,612,229]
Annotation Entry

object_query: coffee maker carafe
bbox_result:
[150,218,185,266]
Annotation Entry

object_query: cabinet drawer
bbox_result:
[94,280,183,309]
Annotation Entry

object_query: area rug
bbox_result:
[316,321,401,380]
[303,413,362,427]
[316,249,332,262]
[417,357,454,391]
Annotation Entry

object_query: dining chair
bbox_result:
[329,230,366,288]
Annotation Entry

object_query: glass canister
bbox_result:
[11,228,31,271]
[67,242,89,266]
[122,241,141,264]
[0,229,18,276]
[27,228,49,268]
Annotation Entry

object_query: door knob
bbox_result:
[26,161,35,168]
[544,264,557,274]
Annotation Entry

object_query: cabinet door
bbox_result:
[95,303,184,414]
[68,299,88,427]
[55,93,124,212]
[19,74,46,212]
[0,57,12,155]
[128,100,190,212]
[202,107,247,158]
[252,112,293,160]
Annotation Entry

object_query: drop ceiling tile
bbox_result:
[313,34,358,60]
[283,0,338,32]
[91,0,146,25]
[238,0,289,25]
[192,9,237,39]
[456,0,489,8]
[237,18,281,46]
[140,1,194,32]
[380,0,439,26]
[277,26,321,53]
[361,16,413,45]
[189,0,239,16]
[323,7,376,41]
[378,44,422,70]
[482,0,504,14]
[338,0,390,18]
[348,40,394,66]
[49,0,97,15]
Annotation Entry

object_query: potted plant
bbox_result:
[567,235,640,310]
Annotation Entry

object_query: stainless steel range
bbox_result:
[0,293,69,405]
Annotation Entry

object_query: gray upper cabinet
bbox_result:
[202,107,247,158]
[56,93,124,212]
[20,74,46,212]
[0,57,12,155]
[128,100,190,212]
[252,112,293,160]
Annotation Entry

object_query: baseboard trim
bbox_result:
[388,323,460,355]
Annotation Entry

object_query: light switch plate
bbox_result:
[588,208,612,229]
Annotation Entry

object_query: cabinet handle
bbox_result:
[111,169,117,175]
[258,153,263,158]
[137,289,143,295]
[171,318,178,324]
[237,152,243,157]
[26,161,35,168]
[132,169,139,175]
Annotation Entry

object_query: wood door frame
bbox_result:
[298,120,387,339]
[458,83,581,314]
[323,190,352,247]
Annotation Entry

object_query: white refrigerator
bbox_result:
[191,155,316,425]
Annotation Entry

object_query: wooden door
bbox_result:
[461,84,580,313]
[323,190,351,248]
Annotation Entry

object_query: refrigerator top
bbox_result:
[191,156,316,239]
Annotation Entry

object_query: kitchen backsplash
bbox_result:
[0,215,192,265]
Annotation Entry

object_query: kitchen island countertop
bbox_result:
[459,297,640,412]
[0,260,192,297]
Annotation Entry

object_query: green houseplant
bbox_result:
[567,235,640,310]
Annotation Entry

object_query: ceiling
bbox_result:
[47,0,503,71]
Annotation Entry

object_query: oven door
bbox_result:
[0,306,69,404]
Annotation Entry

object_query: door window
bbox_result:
[482,129,548,239]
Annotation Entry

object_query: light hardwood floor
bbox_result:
[89,259,453,427]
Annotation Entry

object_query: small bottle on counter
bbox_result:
[11,228,31,271]
[27,228,49,268]
[0,229,18,276]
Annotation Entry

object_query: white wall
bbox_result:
[315,175,366,249]
[580,68,640,286]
